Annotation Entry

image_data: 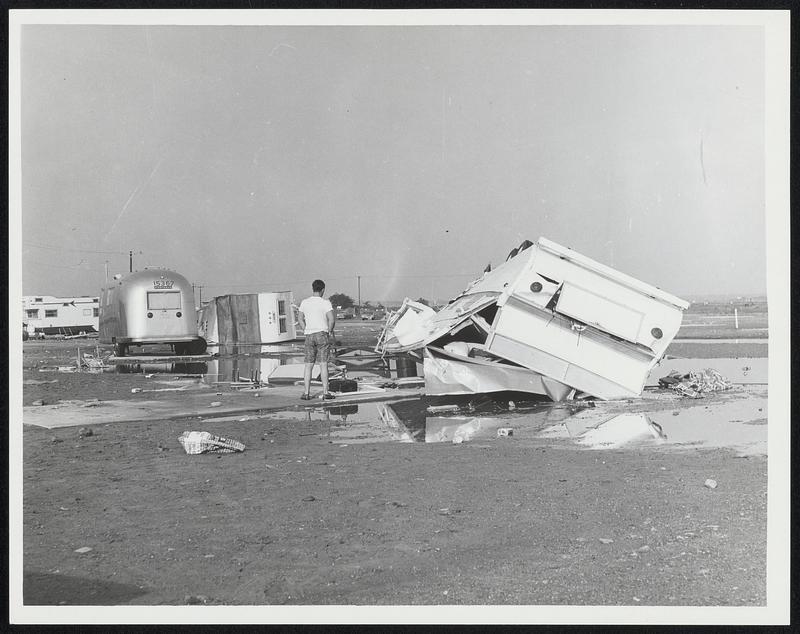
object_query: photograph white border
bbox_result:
[8,8,790,625]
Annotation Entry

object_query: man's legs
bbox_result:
[302,333,334,399]
[302,334,317,397]
[319,332,333,397]
[320,362,329,395]
[303,362,314,396]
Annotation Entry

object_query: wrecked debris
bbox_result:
[378,237,688,401]
[659,368,733,398]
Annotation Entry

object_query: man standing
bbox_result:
[297,279,336,400]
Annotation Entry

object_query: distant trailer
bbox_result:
[22,295,99,337]
[99,268,207,357]
[198,292,296,344]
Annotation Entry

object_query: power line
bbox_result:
[201,273,479,289]
[24,259,94,270]
[24,242,128,256]
[357,273,478,279]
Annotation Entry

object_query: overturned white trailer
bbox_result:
[198,292,296,345]
[377,237,689,401]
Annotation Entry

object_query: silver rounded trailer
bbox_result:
[99,268,207,357]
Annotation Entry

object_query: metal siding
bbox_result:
[490,300,654,396]
[230,294,261,343]
[555,283,645,342]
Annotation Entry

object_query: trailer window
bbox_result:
[147,291,181,310]
[45,309,58,318]
[26,309,39,319]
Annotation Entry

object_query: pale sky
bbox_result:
[18,21,767,304]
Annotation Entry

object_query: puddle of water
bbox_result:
[107,362,209,375]
[253,396,586,445]
[645,399,767,455]
[574,413,667,449]
[672,338,768,344]
[251,391,766,455]
[111,347,412,384]
[207,343,303,355]
[537,397,767,455]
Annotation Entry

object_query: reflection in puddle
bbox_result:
[208,343,303,356]
[110,362,209,375]
[535,398,766,455]
[575,414,666,449]
[111,344,400,382]
[255,392,767,455]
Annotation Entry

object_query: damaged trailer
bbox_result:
[377,237,689,401]
[197,292,296,345]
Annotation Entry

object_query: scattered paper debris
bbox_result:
[178,431,245,454]
[704,479,718,489]
[74,547,92,554]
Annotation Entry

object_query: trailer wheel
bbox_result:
[188,338,207,355]
[113,343,127,357]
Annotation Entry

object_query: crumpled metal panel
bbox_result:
[423,347,575,401]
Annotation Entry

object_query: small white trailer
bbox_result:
[22,295,100,337]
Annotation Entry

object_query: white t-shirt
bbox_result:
[299,296,333,335]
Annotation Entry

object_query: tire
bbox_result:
[173,343,186,356]
[187,338,207,355]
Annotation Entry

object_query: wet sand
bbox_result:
[18,330,769,608]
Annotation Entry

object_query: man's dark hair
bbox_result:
[312,279,325,293]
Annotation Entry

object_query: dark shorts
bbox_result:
[304,331,331,363]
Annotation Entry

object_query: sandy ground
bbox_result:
[18,324,769,608]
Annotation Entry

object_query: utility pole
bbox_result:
[105,260,109,282]
[129,250,133,273]
[357,275,361,315]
